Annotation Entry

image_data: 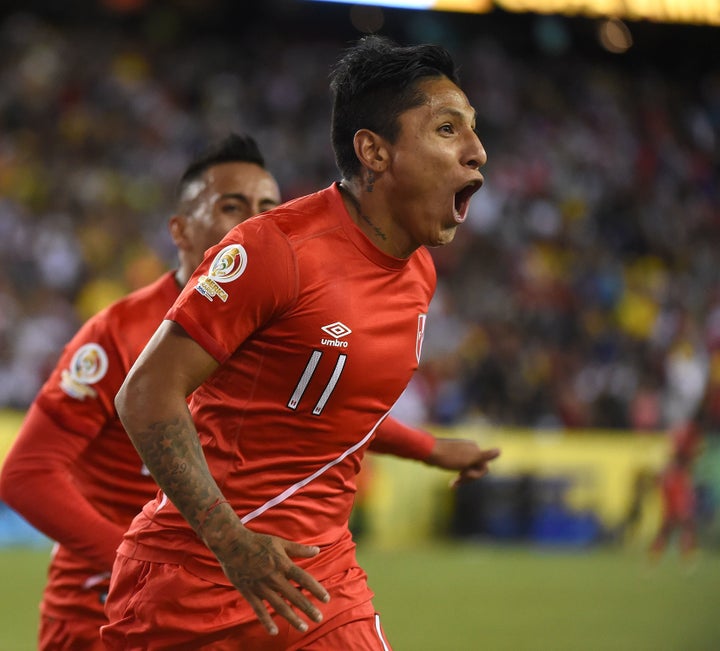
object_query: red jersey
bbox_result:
[120,184,436,592]
[0,272,179,620]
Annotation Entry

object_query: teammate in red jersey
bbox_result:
[0,133,281,650]
[105,36,492,650]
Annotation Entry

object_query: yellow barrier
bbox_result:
[1,409,671,548]
[0,410,24,466]
[361,425,671,548]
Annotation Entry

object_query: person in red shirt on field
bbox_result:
[104,36,494,650]
[650,417,703,562]
[0,129,497,650]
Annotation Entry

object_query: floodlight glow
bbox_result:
[305,0,720,24]
[306,0,492,11]
[308,0,434,7]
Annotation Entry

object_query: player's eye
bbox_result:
[221,201,247,215]
[259,201,279,213]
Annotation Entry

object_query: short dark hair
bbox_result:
[329,35,459,179]
[177,133,266,201]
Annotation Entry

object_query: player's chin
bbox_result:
[428,224,459,248]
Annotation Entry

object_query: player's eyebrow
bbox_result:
[437,106,477,124]
[219,192,250,204]
[221,192,279,211]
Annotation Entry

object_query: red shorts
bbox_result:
[39,612,106,651]
[662,470,696,521]
[101,553,392,650]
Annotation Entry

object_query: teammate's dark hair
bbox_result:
[329,35,459,179]
[177,133,266,201]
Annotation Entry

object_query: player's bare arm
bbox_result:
[115,321,329,635]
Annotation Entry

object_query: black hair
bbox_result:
[329,35,460,179]
[176,133,266,201]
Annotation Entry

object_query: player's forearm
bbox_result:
[119,407,256,567]
[115,316,233,538]
[0,403,125,567]
[1,465,125,566]
[115,373,227,532]
[128,412,225,529]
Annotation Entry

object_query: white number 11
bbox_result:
[287,350,347,415]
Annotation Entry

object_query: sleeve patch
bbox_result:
[195,243,248,303]
[59,342,109,400]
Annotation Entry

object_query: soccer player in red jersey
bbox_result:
[649,418,703,563]
[0,134,282,650]
[105,36,492,650]
[0,129,496,650]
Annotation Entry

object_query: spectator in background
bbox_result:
[1,9,719,431]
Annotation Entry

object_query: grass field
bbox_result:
[1,541,718,651]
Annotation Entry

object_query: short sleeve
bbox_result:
[166,219,297,363]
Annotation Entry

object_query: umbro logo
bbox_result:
[321,321,352,348]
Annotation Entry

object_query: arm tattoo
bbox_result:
[136,416,220,531]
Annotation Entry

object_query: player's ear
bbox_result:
[353,129,389,175]
[168,214,190,250]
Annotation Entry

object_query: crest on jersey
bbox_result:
[59,343,109,400]
[416,313,427,363]
[195,244,248,303]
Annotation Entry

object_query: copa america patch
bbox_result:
[195,243,248,303]
[59,342,109,400]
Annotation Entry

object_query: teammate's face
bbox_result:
[383,76,486,251]
[180,161,281,270]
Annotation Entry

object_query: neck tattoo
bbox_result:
[339,183,387,242]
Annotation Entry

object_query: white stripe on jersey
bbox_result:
[374,613,391,651]
[240,409,391,525]
[154,492,169,514]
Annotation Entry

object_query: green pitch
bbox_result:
[0,546,49,651]
[360,542,720,651]
[1,542,718,650]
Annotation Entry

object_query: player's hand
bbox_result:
[424,438,501,488]
[213,526,330,636]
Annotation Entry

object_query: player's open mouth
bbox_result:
[453,180,482,224]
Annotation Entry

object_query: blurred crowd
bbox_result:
[1,6,719,433]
